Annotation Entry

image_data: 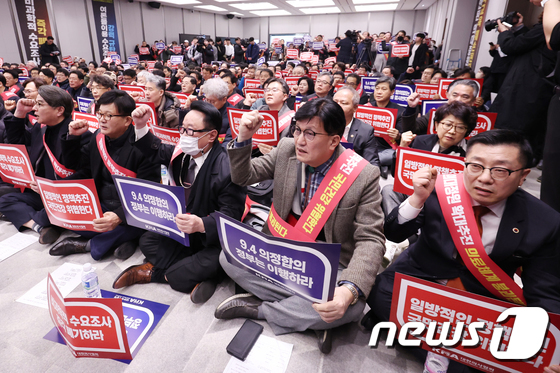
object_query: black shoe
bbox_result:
[191,280,217,304]
[114,240,137,260]
[315,329,333,354]
[214,293,262,320]
[39,226,61,245]
[538,175,542,183]
[49,237,89,256]
[360,309,381,331]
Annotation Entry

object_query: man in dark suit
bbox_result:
[111,101,246,304]
[333,86,379,167]
[365,129,560,371]
[48,90,160,260]
[336,30,355,65]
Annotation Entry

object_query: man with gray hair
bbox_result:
[201,77,233,135]
[403,79,480,135]
[333,86,380,167]
[145,74,181,128]
[305,71,333,100]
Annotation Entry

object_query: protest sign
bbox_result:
[0,144,35,188]
[329,43,339,52]
[389,273,560,373]
[393,147,465,195]
[113,175,189,246]
[172,46,182,54]
[128,56,138,65]
[421,99,447,116]
[169,55,183,65]
[391,44,410,57]
[286,49,299,59]
[466,112,497,139]
[300,52,313,62]
[361,77,379,94]
[36,177,103,231]
[243,88,265,99]
[243,78,261,90]
[258,43,267,50]
[324,57,336,65]
[62,55,73,64]
[173,92,189,107]
[47,274,132,360]
[284,76,300,91]
[155,42,165,50]
[312,42,324,50]
[257,57,265,66]
[77,96,95,113]
[72,112,99,133]
[415,83,439,101]
[438,78,483,99]
[227,108,279,146]
[227,93,244,106]
[275,46,283,54]
[135,101,157,127]
[391,84,414,106]
[118,84,146,99]
[309,71,318,81]
[311,55,319,65]
[216,212,340,303]
[354,106,398,147]
[344,69,354,77]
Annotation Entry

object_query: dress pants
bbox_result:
[75,225,144,260]
[0,189,51,230]
[541,93,560,213]
[219,251,365,335]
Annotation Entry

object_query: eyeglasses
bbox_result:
[96,112,128,121]
[179,127,209,136]
[23,89,37,94]
[90,85,108,91]
[264,87,283,93]
[464,162,525,180]
[439,121,468,134]
[315,79,331,86]
[290,125,330,142]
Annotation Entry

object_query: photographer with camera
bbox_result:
[336,30,356,65]
[489,8,557,166]
[355,31,375,68]
[196,38,215,65]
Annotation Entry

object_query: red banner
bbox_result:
[173,46,182,54]
[354,105,398,147]
[0,144,35,188]
[285,77,300,91]
[243,88,265,99]
[149,125,180,146]
[226,108,279,146]
[118,84,146,99]
[344,69,354,77]
[309,71,318,81]
[139,47,149,55]
[390,273,560,373]
[286,49,299,59]
[62,55,73,64]
[415,83,439,101]
[300,52,313,62]
[47,274,132,360]
[427,110,497,139]
[328,44,339,52]
[227,93,244,106]
[36,177,104,231]
[438,78,483,99]
[391,44,410,58]
[72,112,99,133]
[243,78,261,90]
[146,61,156,69]
[324,57,336,65]
[173,92,189,107]
[393,147,465,195]
[136,101,157,127]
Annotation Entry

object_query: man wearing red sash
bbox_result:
[364,130,560,370]
[216,98,386,353]
[0,86,91,244]
[48,90,160,260]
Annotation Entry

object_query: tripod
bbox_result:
[355,40,375,69]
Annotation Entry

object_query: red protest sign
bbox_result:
[0,144,35,188]
[173,92,189,107]
[139,47,150,55]
[344,69,354,77]
[244,88,265,99]
[0,58,4,66]
[227,93,244,106]
[149,125,180,146]
[415,83,439,101]
[354,105,398,147]
[393,147,464,195]
[118,84,146,99]
[47,274,132,360]
[173,46,182,54]
[72,112,99,133]
[285,76,300,91]
[243,78,261,90]
[328,44,339,52]
[466,112,497,140]
[294,102,303,112]
[130,54,139,60]
[309,71,318,81]
[63,55,73,64]
[438,78,483,99]
[390,273,560,373]
[311,55,319,65]
[135,101,157,127]
[36,177,103,231]
[324,57,336,65]
[19,65,29,77]
[227,108,279,146]
[286,49,299,59]
[391,44,410,58]
[275,71,283,79]
[146,61,156,69]
[300,52,313,62]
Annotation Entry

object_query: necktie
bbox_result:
[183,158,197,202]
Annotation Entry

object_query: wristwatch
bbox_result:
[341,283,359,305]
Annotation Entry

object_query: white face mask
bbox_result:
[179,131,211,156]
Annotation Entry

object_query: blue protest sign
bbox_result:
[121,64,131,70]
[376,42,385,53]
[77,96,95,113]
[257,57,265,66]
[18,77,28,84]
[155,42,165,50]
[110,54,121,61]
[128,57,138,65]
[169,55,184,65]
[293,38,303,46]
[303,35,312,42]
[216,212,340,303]
[275,46,282,54]
[328,38,335,44]
[258,43,267,50]
[340,142,354,150]
[287,60,301,66]
[112,175,189,246]
[361,77,379,94]
[390,84,414,106]
[422,99,447,115]
[44,290,169,363]
[312,42,323,50]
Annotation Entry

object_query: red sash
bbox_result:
[96,132,137,178]
[267,149,368,241]
[167,144,183,186]
[278,110,295,134]
[41,124,74,178]
[435,173,526,306]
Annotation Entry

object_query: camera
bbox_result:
[485,11,519,32]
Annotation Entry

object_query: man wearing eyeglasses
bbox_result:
[217,98,385,353]
[111,100,246,304]
[0,86,92,245]
[364,130,560,368]
[303,71,334,101]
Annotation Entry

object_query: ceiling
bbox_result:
[133,0,437,18]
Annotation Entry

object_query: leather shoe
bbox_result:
[112,262,154,289]
[40,226,61,245]
[315,329,333,354]
[190,280,217,304]
[49,237,88,256]
[113,240,137,260]
[360,309,380,331]
[214,293,262,320]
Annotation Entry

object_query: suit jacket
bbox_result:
[136,134,246,249]
[382,41,410,76]
[346,118,380,167]
[409,133,467,156]
[383,189,560,313]
[227,138,386,297]
[410,43,429,70]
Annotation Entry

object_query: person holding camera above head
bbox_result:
[336,30,355,65]
[197,39,215,65]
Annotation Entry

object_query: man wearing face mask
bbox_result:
[111,101,246,304]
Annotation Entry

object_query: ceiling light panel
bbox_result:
[214,0,245,2]
[286,0,335,7]
[161,0,201,4]
[354,3,398,11]
[194,4,227,11]
[231,2,277,10]
[352,0,398,3]
[299,6,340,13]
[250,9,291,16]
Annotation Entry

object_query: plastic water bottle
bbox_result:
[423,352,449,373]
[82,263,101,298]
[161,165,170,185]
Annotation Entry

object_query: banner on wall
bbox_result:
[92,0,121,59]
[14,0,54,64]
[465,0,489,67]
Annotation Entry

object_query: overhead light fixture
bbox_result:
[195,4,227,11]
[250,9,291,15]
[287,0,334,7]
[355,3,398,11]
[160,0,200,4]
[230,11,244,15]
[299,6,340,13]
[231,2,277,10]
[352,0,398,3]
[214,0,245,2]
